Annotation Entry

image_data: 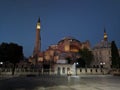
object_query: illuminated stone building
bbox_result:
[42,36,90,63]
[29,18,119,71]
[29,18,91,65]
[92,29,111,69]
[32,36,91,65]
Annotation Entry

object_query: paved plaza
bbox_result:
[0,75,120,90]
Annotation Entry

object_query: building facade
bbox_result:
[29,18,119,72]
[41,36,90,63]
[29,18,91,66]
[92,30,111,69]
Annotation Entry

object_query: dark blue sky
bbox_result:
[0,0,120,57]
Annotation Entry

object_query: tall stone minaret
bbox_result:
[33,18,41,56]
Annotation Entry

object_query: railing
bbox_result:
[0,68,113,76]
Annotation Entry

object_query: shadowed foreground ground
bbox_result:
[0,75,120,90]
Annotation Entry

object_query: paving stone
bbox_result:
[0,75,120,90]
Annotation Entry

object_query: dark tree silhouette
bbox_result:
[111,41,120,68]
[76,58,86,68]
[79,48,93,67]
[66,57,71,64]
[0,43,9,63]
[0,42,24,75]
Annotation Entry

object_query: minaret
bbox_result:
[104,28,108,41]
[33,18,41,56]
[103,28,108,48]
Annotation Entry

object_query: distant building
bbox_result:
[42,36,90,63]
[29,18,90,66]
[29,36,91,65]
[92,29,111,69]
[29,18,119,71]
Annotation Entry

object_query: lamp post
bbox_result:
[0,62,3,75]
[0,62,3,67]
[100,62,105,68]
[100,62,105,74]
[76,62,79,75]
[73,62,78,76]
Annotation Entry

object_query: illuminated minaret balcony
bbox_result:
[36,18,41,30]
[104,29,108,41]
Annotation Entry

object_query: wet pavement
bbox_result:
[0,75,120,90]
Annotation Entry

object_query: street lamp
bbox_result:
[100,62,105,74]
[0,62,3,65]
[100,62,105,68]
[0,62,3,75]
[0,62,3,67]
[73,62,79,76]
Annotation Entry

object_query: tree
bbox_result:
[66,57,71,64]
[79,48,93,67]
[0,43,9,63]
[76,58,86,68]
[0,42,24,75]
[111,41,120,68]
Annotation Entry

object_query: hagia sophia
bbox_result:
[28,18,120,74]
[29,18,90,65]
[31,36,91,63]
[1,18,120,76]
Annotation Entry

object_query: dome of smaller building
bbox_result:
[94,40,111,49]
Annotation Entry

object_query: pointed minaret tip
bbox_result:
[104,27,106,33]
[38,17,40,23]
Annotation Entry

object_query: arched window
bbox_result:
[67,67,71,76]
[80,68,82,72]
[62,67,65,73]
[57,67,61,75]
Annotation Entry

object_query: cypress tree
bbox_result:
[111,41,120,68]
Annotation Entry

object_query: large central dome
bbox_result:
[58,36,80,44]
[57,36,82,52]
[62,36,76,40]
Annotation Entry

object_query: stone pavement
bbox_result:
[0,74,19,80]
[0,75,120,90]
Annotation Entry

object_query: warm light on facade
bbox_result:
[54,56,59,60]
[38,57,43,62]
[70,49,79,52]
[50,50,54,56]
[65,45,70,51]
[45,55,50,60]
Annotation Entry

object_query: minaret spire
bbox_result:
[38,17,40,23]
[33,17,41,57]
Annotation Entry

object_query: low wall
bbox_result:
[76,68,109,75]
[0,68,111,76]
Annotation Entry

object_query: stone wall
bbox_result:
[76,68,109,75]
[0,68,111,76]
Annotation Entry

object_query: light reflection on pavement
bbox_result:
[0,75,120,90]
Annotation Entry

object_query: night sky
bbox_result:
[0,0,120,57]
